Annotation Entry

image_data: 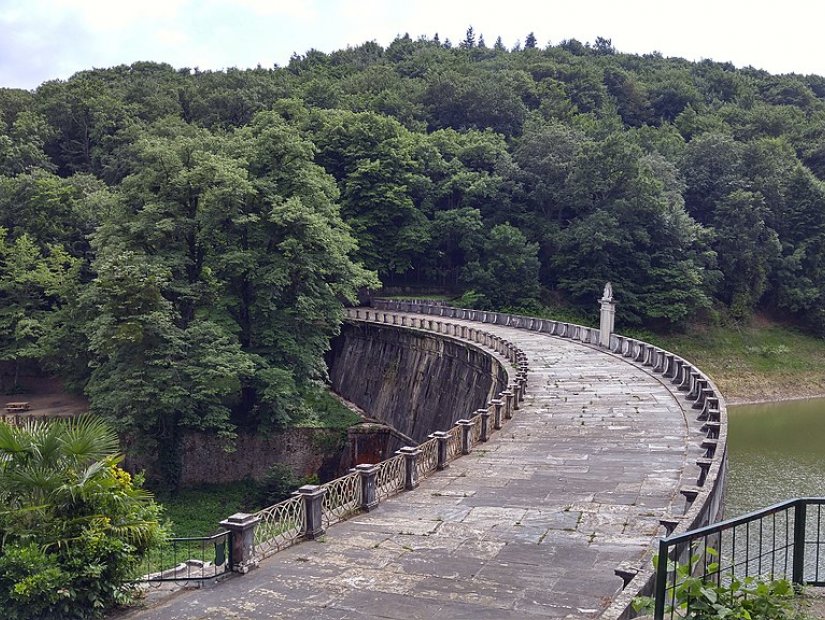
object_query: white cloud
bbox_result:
[225,0,321,20]
[2,0,825,88]
[53,0,189,30]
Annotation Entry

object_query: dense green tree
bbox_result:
[460,26,476,49]
[305,109,430,276]
[462,223,540,309]
[553,152,714,326]
[603,68,652,127]
[0,111,55,175]
[712,191,780,319]
[83,115,375,482]
[0,231,79,390]
[0,171,111,260]
[232,111,377,391]
[680,133,744,224]
[425,207,485,286]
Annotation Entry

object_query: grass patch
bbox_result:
[136,481,263,576]
[157,480,260,537]
[296,384,361,429]
[531,303,597,327]
[625,321,825,402]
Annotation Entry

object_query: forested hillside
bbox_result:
[3,31,825,480]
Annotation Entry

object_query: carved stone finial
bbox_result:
[602,282,613,301]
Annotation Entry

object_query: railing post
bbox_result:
[513,382,522,410]
[397,446,421,490]
[355,463,380,512]
[430,431,450,470]
[457,419,474,455]
[503,389,514,419]
[793,501,807,585]
[491,399,504,430]
[294,485,327,540]
[219,512,261,574]
[519,372,527,396]
[478,408,490,442]
[653,537,669,620]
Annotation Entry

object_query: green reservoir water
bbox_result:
[726,398,825,518]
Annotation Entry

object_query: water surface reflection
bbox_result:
[727,397,825,517]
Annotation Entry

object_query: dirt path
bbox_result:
[2,376,88,418]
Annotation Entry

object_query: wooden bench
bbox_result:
[5,402,30,413]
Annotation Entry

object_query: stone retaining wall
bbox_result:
[123,427,348,487]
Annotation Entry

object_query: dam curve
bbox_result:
[126,302,726,620]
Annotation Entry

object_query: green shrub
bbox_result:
[258,463,303,506]
[633,549,801,619]
[0,543,70,620]
[0,417,165,619]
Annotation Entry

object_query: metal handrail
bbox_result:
[654,497,825,619]
[136,530,230,583]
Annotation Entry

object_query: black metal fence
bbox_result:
[654,497,825,619]
[135,530,231,583]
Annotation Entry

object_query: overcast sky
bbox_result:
[2,0,825,90]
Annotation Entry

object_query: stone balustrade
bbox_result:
[219,305,525,573]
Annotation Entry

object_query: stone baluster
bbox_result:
[478,408,491,442]
[670,359,685,384]
[623,339,635,358]
[655,349,666,371]
[355,463,380,511]
[687,371,702,398]
[491,399,504,430]
[219,512,261,574]
[430,431,450,470]
[503,388,514,419]
[677,366,693,391]
[293,485,327,540]
[397,447,422,490]
[457,419,474,455]
[663,354,677,379]
[694,383,714,411]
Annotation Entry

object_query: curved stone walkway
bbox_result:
[124,317,693,620]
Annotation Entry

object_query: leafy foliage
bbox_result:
[634,550,801,619]
[0,417,164,619]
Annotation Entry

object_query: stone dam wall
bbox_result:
[327,321,509,443]
[126,313,510,486]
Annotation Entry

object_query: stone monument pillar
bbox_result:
[599,282,615,348]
